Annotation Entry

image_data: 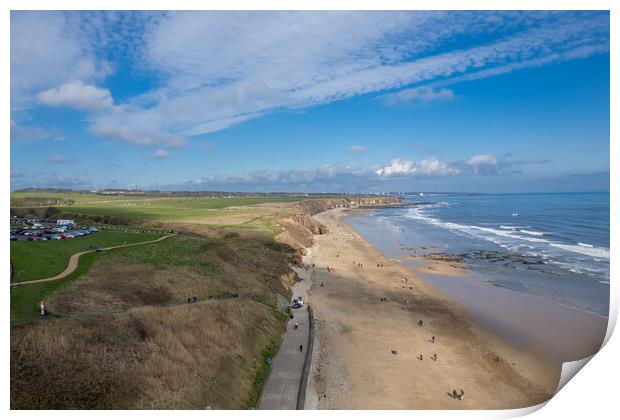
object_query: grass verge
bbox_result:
[241,311,288,409]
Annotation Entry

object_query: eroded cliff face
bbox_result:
[275,197,400,254]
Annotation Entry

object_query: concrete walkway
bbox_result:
[259,264,313,410]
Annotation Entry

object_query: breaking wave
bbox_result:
[405,206,610,261]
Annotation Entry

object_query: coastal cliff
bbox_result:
[275,196,400,253]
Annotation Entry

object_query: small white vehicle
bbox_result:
[291,296,304,309]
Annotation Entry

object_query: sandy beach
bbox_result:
[304,208,561,409]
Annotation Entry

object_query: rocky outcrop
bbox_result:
[275,196,400,254]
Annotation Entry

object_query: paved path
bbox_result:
[10,234,176,287]
[259,264,313,410]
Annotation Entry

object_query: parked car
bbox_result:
[291,296,304,309]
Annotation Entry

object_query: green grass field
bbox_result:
[10,230,163,282]
[10,251,99,322]
[11,193,304,226]
[11,192,148,203]
[12,193,302,210]
[10,235,212,321]
[9,193,304,321]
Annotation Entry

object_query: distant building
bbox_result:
[57,219,75,226]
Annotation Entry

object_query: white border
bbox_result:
[3,2,617,419]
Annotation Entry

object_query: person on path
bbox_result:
[299,344,304,352]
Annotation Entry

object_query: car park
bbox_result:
[10,218,100,242]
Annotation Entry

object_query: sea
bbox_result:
[346,192,610,360]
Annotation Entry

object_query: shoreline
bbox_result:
[304,207,560,409]
[345,207,608,365]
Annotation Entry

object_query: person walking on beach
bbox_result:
[431,336,436,343]
[452,389,465,400]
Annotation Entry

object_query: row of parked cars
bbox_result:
[10,225,98,241]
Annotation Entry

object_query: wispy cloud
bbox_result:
[11,11,609,147]
[381,86,454,105]
[10,119,49,142]
[164,152,549,189]
[48,154,66,163]
[10,167,24,179]
[348,145,368,153]
[146,149,171,159]
[48,154,79,164]
[10,11,113,110]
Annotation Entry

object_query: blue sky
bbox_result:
[10,11,610,193]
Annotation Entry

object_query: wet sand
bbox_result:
[417,271,607,365]
[305,208,561,409]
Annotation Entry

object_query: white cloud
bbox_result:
[38,81,114,111]
[10,11,112,109]
[382,87,454,105]
[349,145,368,153]
[11,11,609,145]
[90,117,187,148]
[374,158,415,176]
[146,149,171,159]
[417,157,460,176]
[375,157,459,177]
[126,11,609,139]
[466,153,498,166]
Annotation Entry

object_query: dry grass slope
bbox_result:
[11,234,295,409]
[11,300,283,409]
